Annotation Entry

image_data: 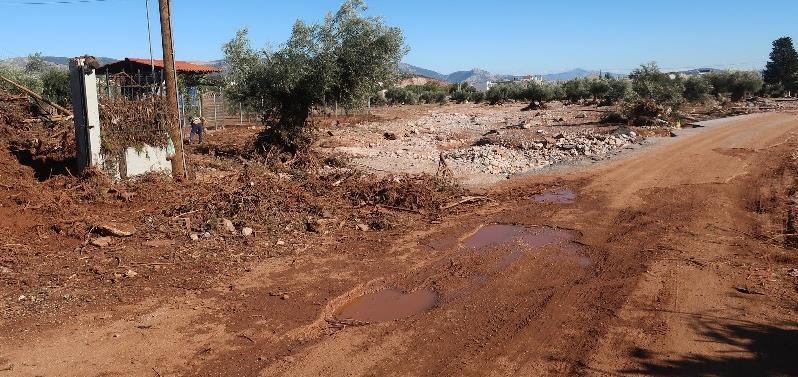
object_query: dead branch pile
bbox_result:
[0,89,73,162]
[0,90,29,130]
[346,173,458,211]
[98,97,170,158]
[624,99,669,127]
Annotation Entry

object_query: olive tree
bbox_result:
[682,75,712,102]
[629,62,684,106]
[705,71,763,101]
[223,0,406,152]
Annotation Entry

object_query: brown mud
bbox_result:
[1,103,797,376]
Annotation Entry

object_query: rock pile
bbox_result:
[444,130,641,176]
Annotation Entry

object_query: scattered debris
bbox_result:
[90,237,114,248]
[734,286,765,295]
[94,223,136,237]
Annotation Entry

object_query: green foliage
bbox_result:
[24,53,48,74]
[604,77,633,104]
[450,90,469,103]
[587,78,611,100]
[385,87,417,105]
[370,93,387,106]
[763,37,798,93]
[682,75,712,102]
[0,65,43,95]
[629,62,684,106]
[518,80,559,103]
[420,91,446,104]
[223,0,406,152]
[562,78,590,102]
[468,91,485,103]
[403,82,447,94]
[41,68,71,106]
[484,80,561,104]
[485,84,517,104]
[705,70,763,101]
[447,82,476,94]
[0,58,71,106]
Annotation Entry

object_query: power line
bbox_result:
[0,0,120,5]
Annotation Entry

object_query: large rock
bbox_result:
[94,223,136,237]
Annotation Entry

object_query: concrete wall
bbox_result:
[123,142,174,177]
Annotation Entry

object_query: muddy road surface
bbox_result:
[4,113,798,376]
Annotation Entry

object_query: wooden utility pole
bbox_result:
[158,0,186,179]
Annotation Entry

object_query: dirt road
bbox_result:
[4,113,798,376]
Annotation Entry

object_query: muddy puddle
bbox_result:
[529,188,577,203]
[335,288,438,323]
[463,224,577,250]
[463,224,590,270]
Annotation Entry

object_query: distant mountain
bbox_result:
[399,63,448,81]
[398,63,627,90]
[42,56,117,67]
[399,65,519,90]
[541,68,600,81]
[0,55,118,69]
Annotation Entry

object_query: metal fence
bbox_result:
[96,71,259,132]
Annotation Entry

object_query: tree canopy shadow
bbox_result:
[620,310,798,376]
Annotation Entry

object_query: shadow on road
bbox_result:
[620,310,798,376]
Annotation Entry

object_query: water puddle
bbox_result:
[529,188,577,203]
[335,288,438,323]
[463,224,576,250]
[463,224,590,272]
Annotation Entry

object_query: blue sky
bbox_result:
[0,0,796,75]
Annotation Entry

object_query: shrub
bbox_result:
[682,75,712,102]
[370,94,387,107]
[485,84,514,104]
[604,78,633,104]
[518,80,558,103]
[629,62,684,106]
[418,91,446,104]
[562,78,590,102]
[468,91,485,103]
[705,71,764,101]
[624,98,666,126]
[385,87,417,105]
[588,78,611,101]
[450,90,469,103]
[448,82,476,94]
[41,68,71,106]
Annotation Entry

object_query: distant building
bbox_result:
[486,75,543,91]
[98,58,222,76]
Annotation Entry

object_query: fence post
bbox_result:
[69,57,102,174]
[212,92,218,130]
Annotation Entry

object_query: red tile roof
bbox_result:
[109,58,222,73]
